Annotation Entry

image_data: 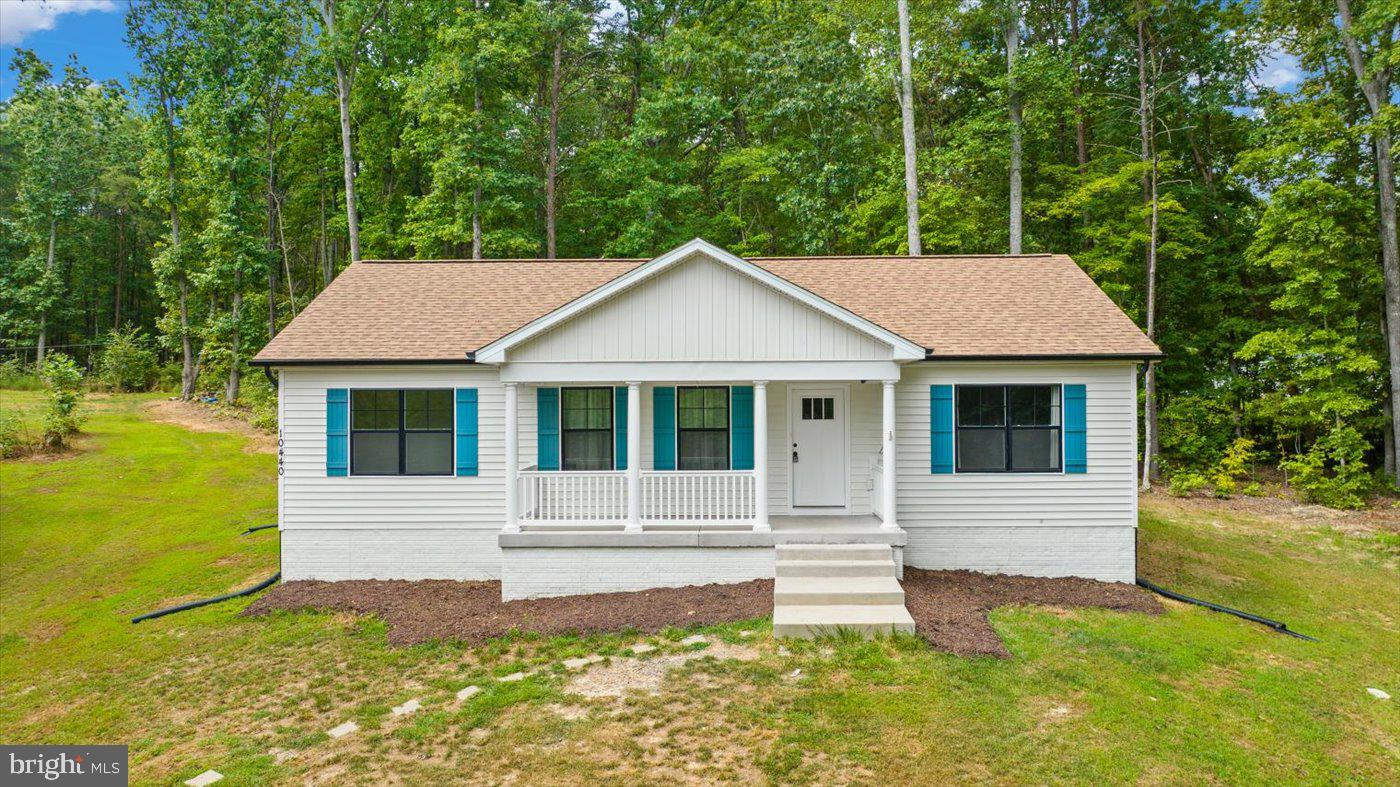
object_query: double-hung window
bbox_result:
[955,384,1061,472]
[351,389,454,475]
[561,387,613,470]
[677,386,729,470]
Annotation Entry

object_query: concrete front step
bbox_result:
[774,559,895,578]
[772,604,916,638]
[773,576,906,605]
[775,543,892,562]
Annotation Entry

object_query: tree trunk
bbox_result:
[1136,2,1160,490]
[1006,0,1023,254]
[473,68,484,260]
[896,0,922,256]
[227,284,241,404]
[179,273,194,399]
[322,0,361,264]
[1334,0,1398,483]
[266,128,279,340]
[546,35,562,259]
[1069,0,1089,244]
[36,218,56,366]
[113,216,125,331]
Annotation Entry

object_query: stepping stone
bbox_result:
[563,655,603,670]
[457,685,481,701]
[268,748,298,764]
[680,635,708,646]
[499,671,527,682]
[185,771,223,787]
[1367,687,1391,700]
[630,643,656,654]
[391,699,421,716]
[327,721,358,739]
[739,630,754,638]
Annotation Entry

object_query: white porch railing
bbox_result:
[516,469,757,526]
[870,460,885,520]
[518,470,627,524]
[640,470,757,523]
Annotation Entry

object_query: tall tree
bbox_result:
[897,0,922,255]
[1006,0,1023,253]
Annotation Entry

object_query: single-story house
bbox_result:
[252,238,1159,631]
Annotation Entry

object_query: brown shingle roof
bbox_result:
[252,253,1159,364]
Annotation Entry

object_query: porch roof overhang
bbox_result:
[497,359,902,383]
[474,239,928,364]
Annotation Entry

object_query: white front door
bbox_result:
[790,387,847,508]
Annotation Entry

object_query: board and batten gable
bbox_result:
[896,361,1139,583]
[278,365,534,581]
[509,254,895,362]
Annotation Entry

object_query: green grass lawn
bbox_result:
[1,392,1396,785]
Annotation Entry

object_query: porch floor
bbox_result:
[503,514,903,548]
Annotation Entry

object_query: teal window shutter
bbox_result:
[1064,384,1087,473]
[730,385,754,470]
[613,386,628,470]
[455,388,479,476]
[930,385,954,474]
[537,387,559,470]
[326,388,349,476]
[653,386,676,470]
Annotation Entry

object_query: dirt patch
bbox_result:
[143,399,275,453]
[566,642,761,698]
[243,579,773,646]
[1145,491,1400,536]
[901,569,1162,658]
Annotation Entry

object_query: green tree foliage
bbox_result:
[40,352,85,448]
[0,0,1396,507]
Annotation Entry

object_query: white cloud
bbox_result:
[0,0,118,46]
[1257,43,1302,90]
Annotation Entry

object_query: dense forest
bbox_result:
[0,0,1395,504]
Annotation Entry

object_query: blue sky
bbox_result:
[0,0,135,100]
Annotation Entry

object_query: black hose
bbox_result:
[241,523,278,535]
[1136,578,1318,642]
[131,573,280,624]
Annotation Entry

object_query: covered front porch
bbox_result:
[499,375,903,537]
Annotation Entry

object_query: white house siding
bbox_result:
[510,255,892,362]
[279,365,518,580]
[894,361,1140,583]
[500,546,774,600]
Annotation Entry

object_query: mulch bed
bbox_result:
[901,568,1163,658]
[243,570,1161,656]
[242,578,774,647]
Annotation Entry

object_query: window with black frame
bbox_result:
[350,389,453,476]
[561,387,614,470]
[677,386,729,470]
[955,385,1061,472]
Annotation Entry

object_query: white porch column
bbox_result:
[626,381,642,532]
[504,383,520,533]
[753,381,770,532]
[881,380,898,530]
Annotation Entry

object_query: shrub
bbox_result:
[1211,437,1257,497]
[96,327,159,392]
[1159,395,1235,475]
[1167,470,1211,497]
[238,364,278,432]
[1282,425,1372,510]
[0,409,26,458]
[0,357,42,390]
[40,353,85,449]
